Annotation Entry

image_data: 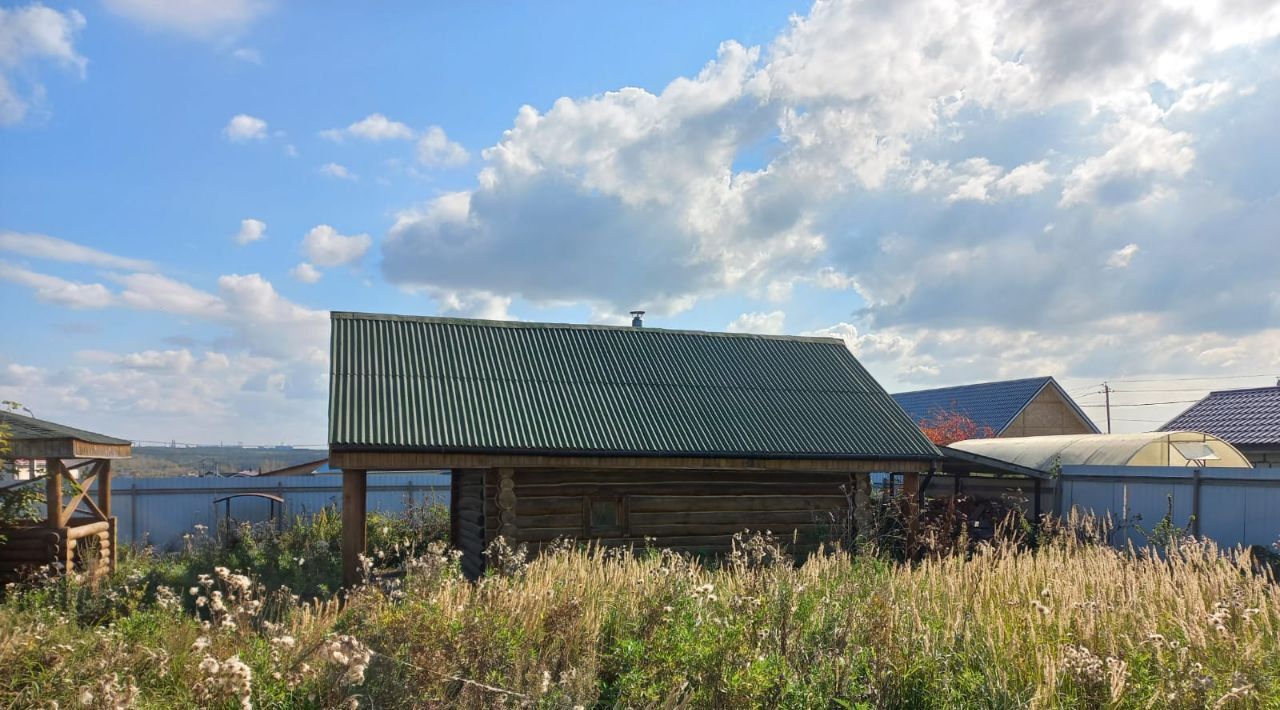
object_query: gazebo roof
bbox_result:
[0,410,132,459]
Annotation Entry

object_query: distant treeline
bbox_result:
[113,446,329,478]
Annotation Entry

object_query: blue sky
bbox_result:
[2,0,1279,444]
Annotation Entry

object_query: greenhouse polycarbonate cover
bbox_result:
[950,432,1253,470]
[328,312,939,460]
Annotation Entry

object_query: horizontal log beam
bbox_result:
[515,469,858,485]
[515,512,582,528]
[513,481,852,497]
[627,494,849,514]
[67,521,110,539]
[629,510,837,526]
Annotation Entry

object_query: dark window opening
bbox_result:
[586,496,625,536]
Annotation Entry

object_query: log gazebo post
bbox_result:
[341,468,367,587]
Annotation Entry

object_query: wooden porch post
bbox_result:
[99,460,115,572]
[853,473,873,541]
[342,469,367,588]
[97,460,112,518]
[46,459,65,530]
[901,472,921,556]
[45,459,73,572]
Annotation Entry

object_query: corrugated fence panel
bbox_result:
[1059,465,1280,549]
[112,473,449,550]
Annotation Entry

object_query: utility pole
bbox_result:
[1103,382,1112,434]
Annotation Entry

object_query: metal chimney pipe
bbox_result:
[630,310,645,328]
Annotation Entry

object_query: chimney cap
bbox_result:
[629,310,645,328]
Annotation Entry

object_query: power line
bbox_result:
[1105,373,1276,385]
[1108,387,1215,394]
[1079,399,1200,408]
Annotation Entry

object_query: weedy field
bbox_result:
[0,509,1277,709]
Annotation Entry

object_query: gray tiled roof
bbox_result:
[892,376,1098,434]
[1161,386,1280,446]
[328,312,940,460]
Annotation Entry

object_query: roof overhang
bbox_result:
[938,445,1051,480]
[9,437,132,460]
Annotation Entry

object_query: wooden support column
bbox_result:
[496,468,516,540]
[853,473,873,541]
[97,460,112,519]
[449,471,461,549]
[901,472,921,556]
[46,459,65,530]
[342,469,367,588]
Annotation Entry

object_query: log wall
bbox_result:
[0,517,115,582]
[452,469,486,578]
[504,468,859,556]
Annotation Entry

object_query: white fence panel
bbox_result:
[113,473,449,550]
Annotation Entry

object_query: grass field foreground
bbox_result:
[0,518,1277,708]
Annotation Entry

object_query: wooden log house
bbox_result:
[0,411,130,582]
[328,312,941,584]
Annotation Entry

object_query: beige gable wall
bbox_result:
[999,385,1097,437]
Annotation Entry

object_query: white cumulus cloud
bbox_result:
[224,113,267,142]
[301,225,371,268]
[0,3,86,125]
[0,262,112,308]
[233,218,266,245]
[290,262,321,283]
[416,125,469,167]
[1106,243,1140,269]
[322,113,415,142]
[102,0,269,39]
[318,162,355,180]
[726,311,787,335]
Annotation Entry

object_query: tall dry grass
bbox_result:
[1,521,1277,708]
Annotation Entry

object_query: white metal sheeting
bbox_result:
[950,431,1253,471]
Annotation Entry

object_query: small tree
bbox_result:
[918,408,994,446]
[0,403,42,539]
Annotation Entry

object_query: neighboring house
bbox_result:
[892,376,1099,438]
[327,311,940,582]
[1160,385,1280,469]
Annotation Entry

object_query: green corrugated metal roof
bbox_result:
[0,410,131,446]
[328,312,940,460]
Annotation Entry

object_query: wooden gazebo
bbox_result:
[0,411,131,581]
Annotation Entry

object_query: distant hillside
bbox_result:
[114,446,329,478]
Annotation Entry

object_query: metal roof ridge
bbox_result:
[329,310,846,345]
[892,375,1054,396]
[1204,385,1280,396]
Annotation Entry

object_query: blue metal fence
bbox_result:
[112,472,449,550]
